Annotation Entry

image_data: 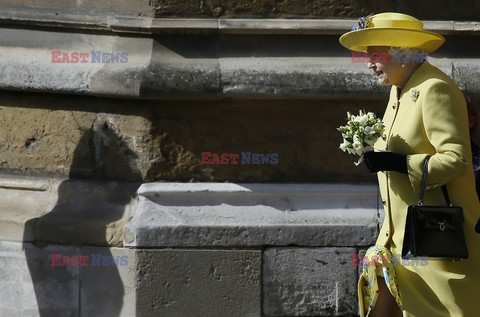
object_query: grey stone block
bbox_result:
[136,249,261,317]
[125,183,380,247]
[0,241,80,317]
[263,247,357,316]
[0,24,476,100]
[452,59,480,93]
[0,241,137,317]
[79,246,136,317]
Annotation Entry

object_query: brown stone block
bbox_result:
[0,92,158,182]
[146,99,385,182]
[0,92,385,183]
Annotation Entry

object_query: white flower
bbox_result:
[339,139,352,152]
[352,135,364,156]
[353,114,368,125]
[337,109,385,163]
[364,126,375,135]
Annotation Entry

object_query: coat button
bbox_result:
[386,230,389,237]
[382,134,387,140]
[392,102,396,109]
[382,199,386,206]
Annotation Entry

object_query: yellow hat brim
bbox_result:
[339,28,445,53]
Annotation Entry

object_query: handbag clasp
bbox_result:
[438,221,446,231]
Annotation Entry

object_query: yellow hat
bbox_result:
[339,12,445,53]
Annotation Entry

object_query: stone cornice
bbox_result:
[0,7,479,35]
[0,15,478,100]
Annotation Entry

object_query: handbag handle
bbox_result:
[418,156,453,206]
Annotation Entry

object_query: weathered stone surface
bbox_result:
[0,91,388,183]
[0,25,477,100]
[0,8,477,36]
[0,174,139,246]
[125,183,380,247]
[0,241,136,317]
[452,60,480,93]
[147,0,480,20]
[144,99,386,182]
[0,1,155,17]
[79,246,136,317]
[1,1,480,20]
[0,175,53,242]
[33,178,140,246]
[136,249,261,317]
[0,91,159,181]
[263,247,357,316]
[0,240,80,317]
[0,31,474,183]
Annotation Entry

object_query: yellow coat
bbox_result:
[363,61,480,316]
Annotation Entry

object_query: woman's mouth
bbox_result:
[375,71,384,77]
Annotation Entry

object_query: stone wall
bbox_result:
[1,0,480,19]
[0,2,479,317]
[0,92,385,183]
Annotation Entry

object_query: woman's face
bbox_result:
[366,46,405,86]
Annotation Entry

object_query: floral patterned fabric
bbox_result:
[357,245,403,317]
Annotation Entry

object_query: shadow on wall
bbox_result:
[22,118,142,317]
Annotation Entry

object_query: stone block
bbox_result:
[263,247,357,316]
[0,241,136,317]
[135,249,261,317]
[0,0,154,17]
[126,183,380,247]
[452,60,480,95]
[32,178,140,246]
[0,240,80,317]
[1,1,480,20]
[0,25,474,101]
[0,174,139,246]
[79,246,136,317]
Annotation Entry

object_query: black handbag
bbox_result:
[401,156,469,260]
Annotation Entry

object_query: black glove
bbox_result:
[363,151,407,174]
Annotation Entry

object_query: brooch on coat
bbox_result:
[411,89,420,102]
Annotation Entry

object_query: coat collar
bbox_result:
[393,61,431,101]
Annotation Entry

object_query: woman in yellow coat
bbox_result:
[340,12,480,316]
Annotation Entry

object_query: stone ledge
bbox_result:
[1,25,479,100]
[125,183,381,247]
[0,174,139,246]
[0,7,480,35]
[2,25,479,100]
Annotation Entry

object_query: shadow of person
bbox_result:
[23,118,142,316]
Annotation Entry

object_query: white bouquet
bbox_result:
[337,110,385,165]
